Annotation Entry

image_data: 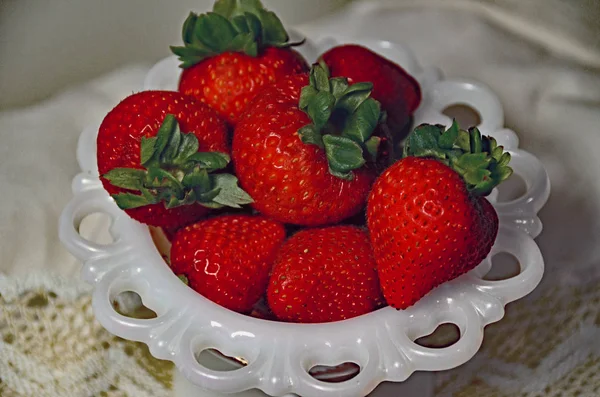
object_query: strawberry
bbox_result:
[233,62,389,226]
[267,226,383,323]
[320,44,421,140]
[170,215,286,313]
[171,0,309,125]
[367,121,512,309]
[97,91,252,229]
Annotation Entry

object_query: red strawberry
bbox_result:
[233,63,388,226]
[171,1,308,125]
[320,44,421,140]
[367,122,512,309]
[267,226,383,323]
[97,91,252,229]
[170,215,286,313]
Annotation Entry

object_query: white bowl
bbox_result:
[59,36,550,397]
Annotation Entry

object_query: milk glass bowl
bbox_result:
[59,35,550,397]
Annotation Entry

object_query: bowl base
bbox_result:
[174,367,435,397]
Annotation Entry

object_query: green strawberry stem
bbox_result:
[170,0,303,68]
[178,274,189,285]
[403,120,513,196]
[298,61,386,180]
[103,114,253,210]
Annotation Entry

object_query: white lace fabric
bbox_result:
[433,276,600,397]
[0,275,173,397]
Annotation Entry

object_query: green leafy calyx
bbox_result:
[298,62,385,180]
[403,120,513,196]
[103,114,253,210]
[170,0,301,68]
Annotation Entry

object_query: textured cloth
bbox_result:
[0,275,173,397]
[1,0,600,396]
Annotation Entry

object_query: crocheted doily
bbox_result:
[0,274,172,397]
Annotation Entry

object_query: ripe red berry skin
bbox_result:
[233,73,375,226]
[268,226,384,323]
[320,44,421,139]
[170,215,286,313]
[367,157,498,309]
[97,91,230,228]
[179,48,308,126]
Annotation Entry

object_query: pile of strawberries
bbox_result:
[96,0,513,323]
